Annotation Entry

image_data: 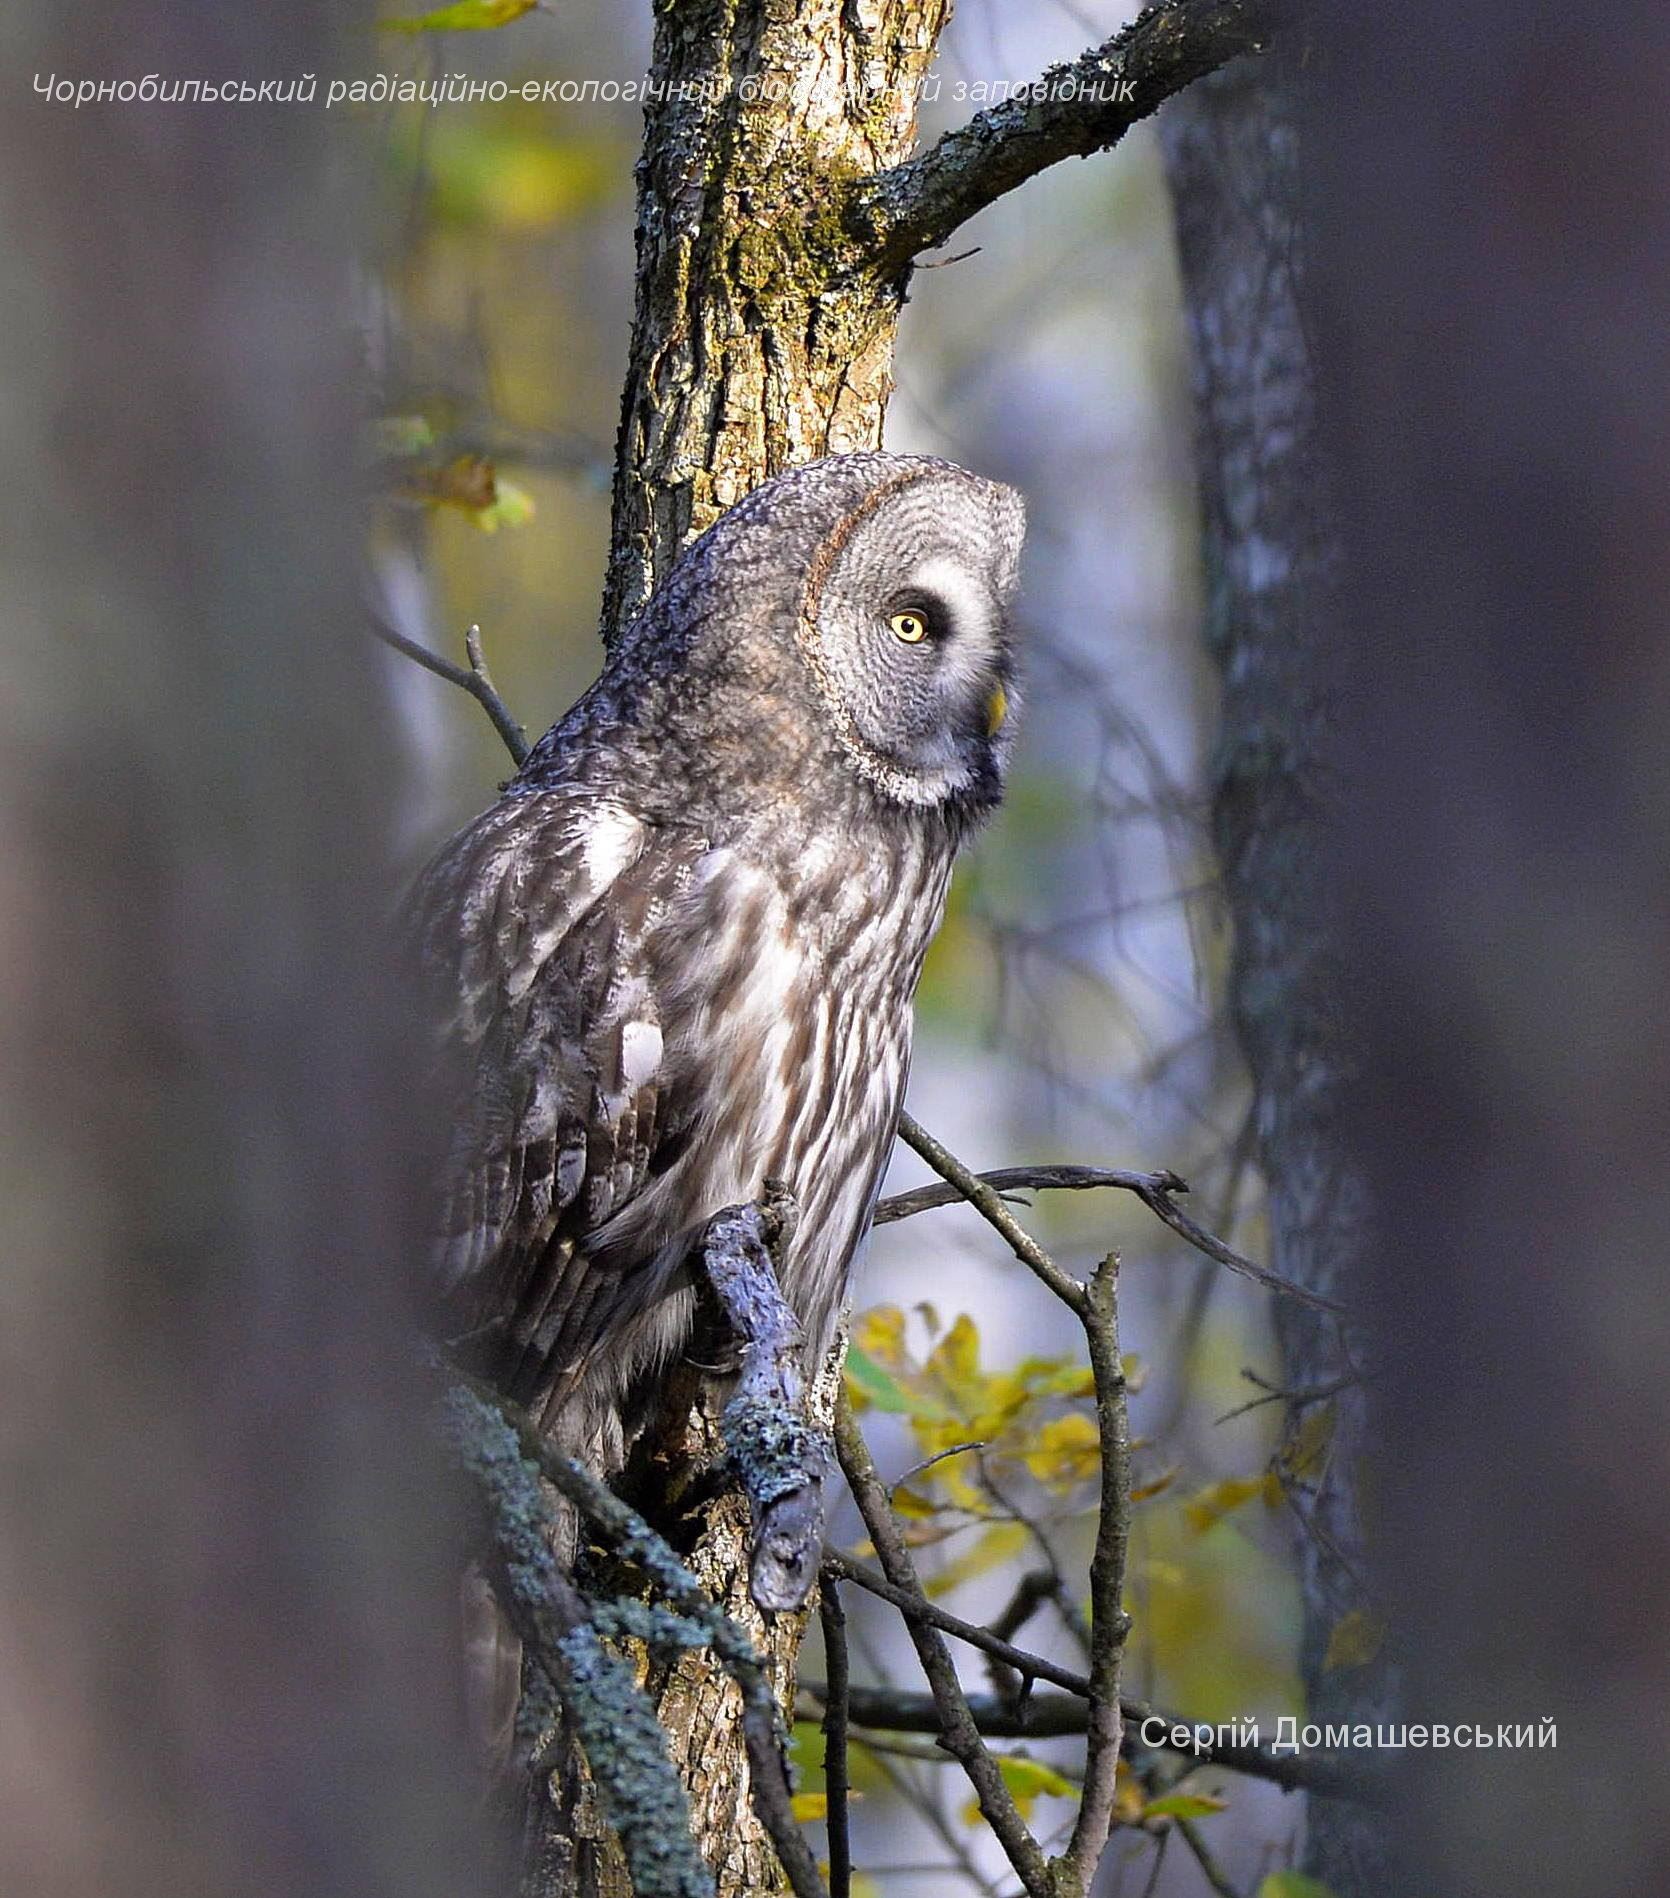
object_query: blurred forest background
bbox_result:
[368,5,1301,1891]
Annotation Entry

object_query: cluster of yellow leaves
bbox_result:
[845,1303,1158,1598]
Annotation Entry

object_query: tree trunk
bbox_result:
[1161,55,1395,1896]
[547,6,949,1892]
[600,0,951,644]
[0,8,476,1898]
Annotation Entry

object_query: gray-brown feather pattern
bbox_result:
[411,452,1024,1454]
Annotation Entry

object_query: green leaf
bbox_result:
[843,1344,915,1415]
[384,0,538,34]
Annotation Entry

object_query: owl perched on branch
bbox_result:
[413,453,1025,1464]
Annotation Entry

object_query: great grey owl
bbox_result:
[413,452,1025,1463]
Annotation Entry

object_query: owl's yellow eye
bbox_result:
[889,610,929,644]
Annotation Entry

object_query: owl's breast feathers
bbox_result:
[413,781,952,1431]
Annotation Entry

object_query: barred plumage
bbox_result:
[413,452,1025,1461]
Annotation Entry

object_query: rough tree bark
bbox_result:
[599,0,951,646]
[1161,52,1395,1897]
[0,7,477,1898]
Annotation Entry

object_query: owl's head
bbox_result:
[791,454,1025,810]
[636,453,1026,817]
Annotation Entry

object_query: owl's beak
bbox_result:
[985,683,1009,736]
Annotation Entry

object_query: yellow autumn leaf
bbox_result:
[1183,1474,1267,1534]
[791,1793,827,1823]
[924,1311,980,1396]
[1130,1467,1178,1504]
[1283,1402,1337,1480]
[1144,1791,1228,1821]
[1322,1609,1386,1672]
[1258,1876,1339,1898]
[1021,1412,1101,1490]
[384,0,538,33]
[962,1753,1077,1826]
[1113,1761,1147,1826]
[890,1485,938,1520]
[925,1520,1027,1599]
[473,478,534,534]
[403,452,496,513]
[965,1369,1038,1437]
[853,1304,908,1371]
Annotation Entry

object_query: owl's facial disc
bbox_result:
[809,471,1024,807]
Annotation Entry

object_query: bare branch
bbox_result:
[368,610,529,767]
[700,1189,831,1613]
[1176,1816,1244,1898]
[796,1685,1383,1806]
[877,1150,1346,1315]
[834,1393,1054,1898]
[848,0,1286,274]
[874,1163,1186,1224]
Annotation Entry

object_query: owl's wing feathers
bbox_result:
[412,789,709,1400]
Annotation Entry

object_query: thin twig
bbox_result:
[822,1550,1091,1698]
[875,1164,1186,1225]
[891,1440,988,1497]
[820,1583,851,1898]
[1215,1369,1363,1427]
[1176,1815,1242,1898]
[835,1393,1054,1898]
[369,610,529,766]
[877,1145,1345,1315]
[984,1568,1058,1704]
